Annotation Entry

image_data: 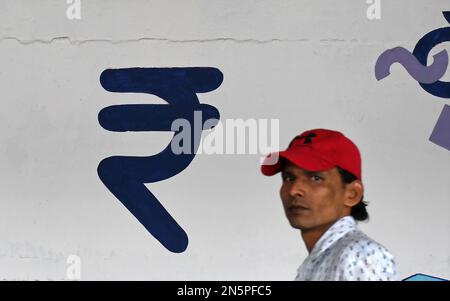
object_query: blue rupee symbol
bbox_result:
[97,67,223,253]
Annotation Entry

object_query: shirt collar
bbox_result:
[308,216,357,260]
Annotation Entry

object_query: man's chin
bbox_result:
[288,219,309,230]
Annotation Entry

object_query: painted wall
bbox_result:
[0,0,449,280]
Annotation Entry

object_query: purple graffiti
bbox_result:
[375,47,448,84]
[429,105,450,151]
[375,12,450,152]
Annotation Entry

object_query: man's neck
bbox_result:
[301,219,339,253]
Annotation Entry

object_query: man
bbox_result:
[261,128,398,281]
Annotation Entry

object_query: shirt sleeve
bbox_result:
[339,240,399,281]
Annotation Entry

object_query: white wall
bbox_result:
[0,0,449,280]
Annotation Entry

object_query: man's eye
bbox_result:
[311,175,323,182]
[282,174,294,182]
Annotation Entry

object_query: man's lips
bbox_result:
[287,205,310,214]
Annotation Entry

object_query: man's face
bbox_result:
[279,160,351,231]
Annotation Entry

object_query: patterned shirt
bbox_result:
[295,216,399,281]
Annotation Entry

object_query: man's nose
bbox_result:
[288,176,307,198]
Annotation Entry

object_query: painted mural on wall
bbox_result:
[375,11,450,151]
[375,11,449,281]
[98,67,223,253]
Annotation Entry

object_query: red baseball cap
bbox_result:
[261,129,362,180]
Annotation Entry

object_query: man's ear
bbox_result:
[344,180,364,208]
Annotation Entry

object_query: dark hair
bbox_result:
[336,167,369,222]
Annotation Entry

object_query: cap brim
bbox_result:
[261,148,335,176]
